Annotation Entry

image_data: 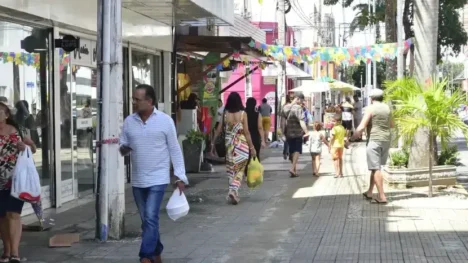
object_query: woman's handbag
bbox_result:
[214,111,226,157]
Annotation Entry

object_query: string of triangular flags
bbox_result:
[248,38,414,66]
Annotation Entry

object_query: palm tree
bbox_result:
[385,77,468,197]
[349,2,385,40]
[409,0,440,172]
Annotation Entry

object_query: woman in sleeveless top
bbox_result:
[245,98,266,160]
[308,122,329,177]
[212,92,257,205]
[0,101,36,263]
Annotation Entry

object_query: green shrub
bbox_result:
[389,149,409,167]
[185,129,205,144]
[437,145,458,165]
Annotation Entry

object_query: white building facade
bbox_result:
[0,0,233,215]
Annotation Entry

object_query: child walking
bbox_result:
[329,114,347,178]
[309,122,329,177]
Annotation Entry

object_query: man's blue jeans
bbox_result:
[133,184,167,260]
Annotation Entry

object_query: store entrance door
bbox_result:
[71,66,97,195]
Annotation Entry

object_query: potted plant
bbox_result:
[384,77,468,195]
[182,129,205,173]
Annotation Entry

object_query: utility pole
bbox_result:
[277,0,286,103]
[397,0,404,78]
[365,0,372,106]
[96,0,125,240]
[372,0,377,89]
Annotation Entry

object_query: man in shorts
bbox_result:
[281,93,308,177]
[354,89,393,204]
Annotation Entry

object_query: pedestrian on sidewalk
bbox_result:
[280,96,292,160]
[353,95,363,141]
[341,97,354,140]
[309,122,329,177]
[245,98,266,161]
[212,92,257,205]
[281,93,309,178]
[119,84,188,263]
[354,89,392,204]
[329,114,346,178]
[0,101,36,263]
[259,98,272,143]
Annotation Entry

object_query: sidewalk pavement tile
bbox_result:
[19,143,468,262]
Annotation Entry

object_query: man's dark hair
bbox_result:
[262,98,267,103]
[294,92,305,100]
[135,84,157,105]
[372,95,384,102]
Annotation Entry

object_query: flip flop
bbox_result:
[362,193,372,200]
[289,171,299,178]
[371,199,388,204]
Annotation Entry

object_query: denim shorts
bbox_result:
[0,190,24,217]
[287,137,303,154]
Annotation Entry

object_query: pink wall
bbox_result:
[221,22,296,133]
[251,21,295,45]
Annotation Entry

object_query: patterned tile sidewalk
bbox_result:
[21,143,468,263]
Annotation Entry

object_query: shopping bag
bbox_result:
[247,157,264,189]
[11,146,41,203]
[166,189,189,221]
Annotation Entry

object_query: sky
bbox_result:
[245,0,375,48]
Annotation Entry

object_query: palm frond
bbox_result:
[387,76,468,155]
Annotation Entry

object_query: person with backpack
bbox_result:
[281,93,309,178]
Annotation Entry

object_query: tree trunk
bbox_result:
[409,0,439,169]
[428,132,434,197]
[385,0,397,80]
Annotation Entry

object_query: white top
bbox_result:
[120,107,189,188]
[217,106,225,122]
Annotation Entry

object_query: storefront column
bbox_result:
[163,51,172,116]
[53,26,63,207]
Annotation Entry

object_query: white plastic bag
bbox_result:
[166,189,189,221]
[11,146,41,203]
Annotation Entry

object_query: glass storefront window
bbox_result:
[0,22,52,188]
[60,61,98,199]
[131,50,163,102]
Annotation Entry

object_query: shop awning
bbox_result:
[176,36,267,59]
[261,63,312,79]
[176,36,270,95]
[123,0,234,26]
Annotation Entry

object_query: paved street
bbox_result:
[20,142,468,263]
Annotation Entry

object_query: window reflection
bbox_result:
[0,22,51,187]
[131,51,162,102]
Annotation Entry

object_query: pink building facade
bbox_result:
[222,22,295,133]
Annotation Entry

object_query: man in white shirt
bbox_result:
[120,84,188,263]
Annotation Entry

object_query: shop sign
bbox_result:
[71,38,97,68]
[76,118,93,129]
[55,35,80,53]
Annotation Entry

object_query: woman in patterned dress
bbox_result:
[0,101,36,263]
[212,92,256,205]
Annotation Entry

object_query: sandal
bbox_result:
[0,255,9,263]
[371,198,388,205]
[9,256,20,263]
[289,171,299,178]
[362,192,373,200]
[228,191,240,205]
